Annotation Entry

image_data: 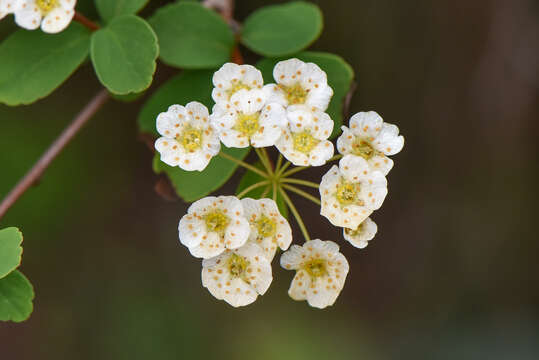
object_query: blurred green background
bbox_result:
[1,0,538,358]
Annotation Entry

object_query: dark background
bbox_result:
[1,0,538,358]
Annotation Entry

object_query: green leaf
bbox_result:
[256,51,354,138]
[236,163,288,218]
[0,23,90,106]
[138,70,214,135]
[96,0,150,22]
[149,2,234,69]
[0,270,34,323]
[0,227,23,279]
[153,147,249,202]
[91,15,158,95]
[241,2,323,57]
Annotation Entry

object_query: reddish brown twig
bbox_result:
[0,90,110,220]
[74,11,100,31]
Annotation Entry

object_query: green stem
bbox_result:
[281,178,320,189]
[218,151,268,178]
[255,148,273,176]
[328,154,343,162]
[281,154,343,178]
[261,186,271,198]
[275,161,292,178]
[275,153,284,175]
[237,180,270,199]
[281,165,308,178]
[281,184,321,205]
[279,186,310,242]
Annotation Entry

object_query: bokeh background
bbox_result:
[1,0,538,358]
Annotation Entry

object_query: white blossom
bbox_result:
[212,63,264,106]
[337,111,404,175]
[263,58,333,111]
[178,196,250,259]
[241,198,292,261]
[343,217,377,249]
[202,242,272,307]
[275,105,334,166]
[0,0,22,19]
[210,89,286,148]
[320,155,388,230]
[14,0,76,34]
[155,102,220,172]
[280,239,349,309]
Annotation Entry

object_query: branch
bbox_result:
[203,0,235,22]
[0,89,110,220]
[74,12,100,32]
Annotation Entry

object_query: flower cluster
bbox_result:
[180,195,292,307]
[158,59,404,309]
[1,0,77,33]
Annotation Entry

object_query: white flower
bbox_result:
[212,63,264,105]
[0,0,22,19]
[275,106,334,166]
[202,242,272,307]
[320,155,388,230]
[263,58,334,111]
[343,217,377,249]
[280,239,349,309]
[241,198,292,261]
[14,0,76,34]
[210,89,286,148]
[337,111,404,175]
[155,102,220,172]
[178,196,251,259]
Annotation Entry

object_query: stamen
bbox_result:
[292,131,319,154]
[204,210,230,234]
[279,82,308,105]
[256,215,276,238]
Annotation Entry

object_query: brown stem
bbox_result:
[203,0,235,22]
[231,45,244,65]
[0,89,110,220]
[74,11,100,31]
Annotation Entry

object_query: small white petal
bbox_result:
[349,111,384,138]
[14,2,42,30]
[273,58,305,86]
[262,84,287,107]
[230,88,265,115]
[41,6,73,33]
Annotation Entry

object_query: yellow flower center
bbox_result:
[351,139,378,160]
[226,81,251,99]
[279,83,308,105]
[256,215,277,238]
[177,127,203,152]
[234,113,260,137]
[227,253,250,279]
[336,181,360,206]
[37,0,58,12]
[204,210,229,234]
[304,259,327,278]
[344,222,364,237]
[292,131,319,154]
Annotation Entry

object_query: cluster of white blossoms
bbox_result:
[0,0,77,34]
[155,59,336,171]
[320,111,404,248]
[157,59,404,309]
[179,196,292,307]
